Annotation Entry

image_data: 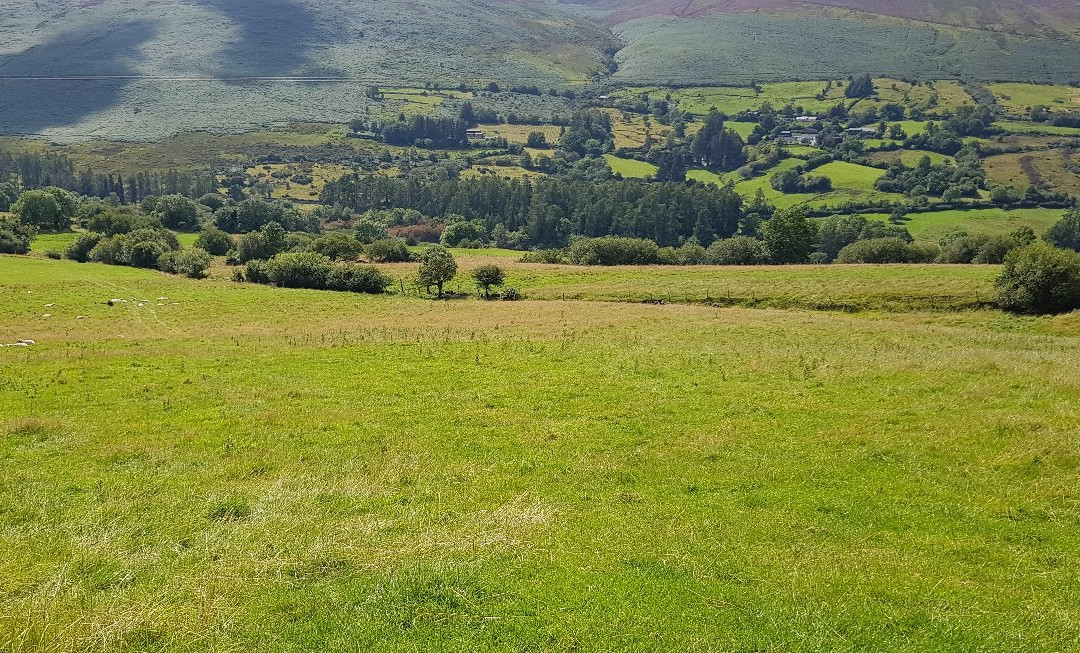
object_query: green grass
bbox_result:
[989,83,1080,115]
[997,120,1080,136]
[2,255,1079,651]
[814,161,887,192]
[866,208,1066,242]
[871,149,954,167]
[604,154,659,179]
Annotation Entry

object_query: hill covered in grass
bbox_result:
[3,0,1080,140]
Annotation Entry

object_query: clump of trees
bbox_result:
[995,242,1080,314]
[245,252,391,294]
[770,169,833,194]
[11,187,78,231]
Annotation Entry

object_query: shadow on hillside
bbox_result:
[198,0,329,77]
[0,21,158,134]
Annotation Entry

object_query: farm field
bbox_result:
[2,255,1080,651]
[870,149,954,167]
[997,121,1080,137]
[985,151,1080,199]
[989,84,1080,115]
[866,208,1066,242]
[604,154,658,179]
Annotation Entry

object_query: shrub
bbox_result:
[0,217,35,255]
[194,228,234,256]
[501,287,522,301]
[236,222,288,262]
[973,234,1020,265]
[129,241,165,268]
[327,265,391,294]
[89,236,128,265]
[520,249,566,264]
[365,238,412,262]
[45,250,62,260]
[995,242,1080,314]
[676,240,708,265]
[472,264,506,297]
[441,218,488,247]
[706,236,769,265]
[170,249,213,278]
[836,238,917,263]
[566,237,659,266]
[310,233,364,261]
[65,233,102,262]
[265,252,334,289]
[245,259,271,284]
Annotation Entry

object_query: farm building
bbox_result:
[466,128,486,140]
[780,130,820,146]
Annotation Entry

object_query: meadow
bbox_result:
[2,254,1079,652]
[866,208,1065,242]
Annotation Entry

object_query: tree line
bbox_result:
[320,174,743,247]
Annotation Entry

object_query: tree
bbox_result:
[155,194,200,231]
[417,245,457,297]
[194,228,234,256]
[845,74,875,98]
[526,131,549,149]
[761,207,818,264]
[1045,209,1080,252]
[12,188,77,230]
[365,85,382,101]
[691,110,746,170]
[995,242,1080,314]
[472,264,506,298]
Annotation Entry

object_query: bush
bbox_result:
[166,249,213,278]
[995,242,1080,314]
[501,287,522,301]
[65,233,102,262]
[676,240,708,265]
[194,228,234,256]
[365,238,412,262]
[327,264,391,294]
[520,249,566,264]
[0,217,35,255]
[245,259,271,284]
[265,252,334,289]
[836,238,918,264]
[566,236,659,266]
[89,236,128,265]
[706,236,769,265]
[45,250,62,260]
[310,233,363,261]
[129,241,165,268]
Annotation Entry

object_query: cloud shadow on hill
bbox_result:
[0,21,158,134]
[197,0,328,77]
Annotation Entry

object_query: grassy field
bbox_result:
[997,121,1080,137]
[870,149,954,167]
[604,155,658,179]
[2,254,1079,652]
[867,208,1065,242]
[985,151,1080,198]
[989,83,1080,115]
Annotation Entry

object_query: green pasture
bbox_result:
[866,208,1065,242]
[2,255,1079,652]
[604,155,659,179]
[989,83,1080,114]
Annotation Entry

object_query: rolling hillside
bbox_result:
[1,0,1080,140]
